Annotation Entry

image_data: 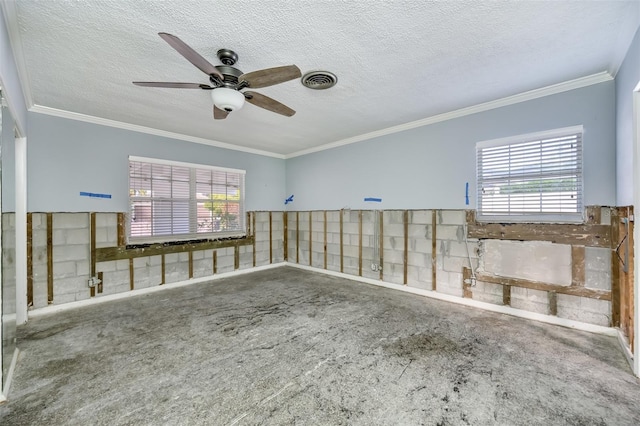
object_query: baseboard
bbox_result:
[286,262,618,337]
[0,347,20,401]
[616,329,635,372]
[28,262,286,318]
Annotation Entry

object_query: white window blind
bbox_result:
[129,157,245,243]
[476,127,583,222]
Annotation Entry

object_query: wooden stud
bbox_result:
[462,267,611,300]
[213,251,218,274]
[611,208,621,326]
[46,213,54,304]
[432,210,437,291]
[161,254,166,284]
[269,212,273,264]
[548,291,558,316]
[129,258,134,291]
[379,210,384,281]
[627,207,635,352]
[403,210,409,285]
[283,212,288,262]
[117,212,126,247]
[252,212,257,267]
[97,271,103,294]
[309,211,313,266]
[26,212,33,306]
[462,267,472,298]
[340,209,344,273]
[296,211,300,264]
[571,245,585,286]
[358,210,363,277]
[90,212,96,297]
[247,211,251,236]
[95,236,254,262]
[467,221,611,248]
[323,211,328,270]
[234,245,240,270]
[503,285,511,306]
[188,251,193,278]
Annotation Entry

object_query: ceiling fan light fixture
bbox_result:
[211,87,245,112]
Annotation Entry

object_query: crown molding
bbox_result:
[1,0,34,108]
[285,72,613,159]
[29,105,286,159]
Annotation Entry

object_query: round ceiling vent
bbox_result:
[301,71,337,90]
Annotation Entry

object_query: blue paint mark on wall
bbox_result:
[364,197,382,202]
[80,191,112,199]
[465,182,469,205]
[285,195,294,205]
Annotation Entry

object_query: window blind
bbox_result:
[129,157,245,243]
[476,128,583,222]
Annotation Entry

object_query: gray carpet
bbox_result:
[1,267,638,425]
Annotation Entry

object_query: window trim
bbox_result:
[476,125,584,224]
[128,156,246,244]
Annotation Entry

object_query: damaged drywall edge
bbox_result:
[286,262,617,337]
[27,262,286,318]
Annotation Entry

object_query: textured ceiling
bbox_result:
[6,0,640,157]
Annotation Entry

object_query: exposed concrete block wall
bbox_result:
[285,209,611,327]
[22,211,280,309]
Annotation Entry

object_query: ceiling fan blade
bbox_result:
[244,91,296,117]
[240,65,301,88]
[158,32,224,79]
[133,82,212,89]
[213,106,229,120]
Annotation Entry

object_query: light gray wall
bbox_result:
[0,5,27,136]
[286,81,616,211]
[26,113,285,212]
[616,26,640,206]
[1,102,15,208]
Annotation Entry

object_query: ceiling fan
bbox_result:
[133,33,301,119]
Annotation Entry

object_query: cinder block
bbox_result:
[585,270,611,290]
[410,210,432,225]
[384,211,404,224]
[65,228,90,245]
[95,213,117,228]
[435,225,463,242]
[53,244,89,262]
[385,224,404,238]
[442,256,476,273]
[96,261,117,273]
[408,224,428,238]
[585,247,610,272]
[76,260,90,276]
[439,210,466,225]
[54,213,89,229]
[407,252,428,267]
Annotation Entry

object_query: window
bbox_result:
[129,156,245,243]
[476,126,583,222]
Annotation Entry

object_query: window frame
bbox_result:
[128,156,246,244]
[475,125,584,223]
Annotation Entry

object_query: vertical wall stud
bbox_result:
[340,209,344,273]
[462,267,472,298]
[252,212,257,267]
[213,250,218,274]
[309,211,313,266]
[188,251,194,278]
[571,245,585,286]
[323,211,328,270]
[296,211,300,264]
[379,210,384,281]
[46,213,54,304]
[234,245,240,270]
[283,212,288,262]
[117,212,126,247]
[358,210,363,277]
[503,285,511,306]
[611,208,621,327]
[26,212,33,306]
[129,258,134,291]
[161,254,166,284]
[548,291,558,316]
[403,210,409,285]
[269,212,273,264]
[90,212,96,297]
[432,210,437,291]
